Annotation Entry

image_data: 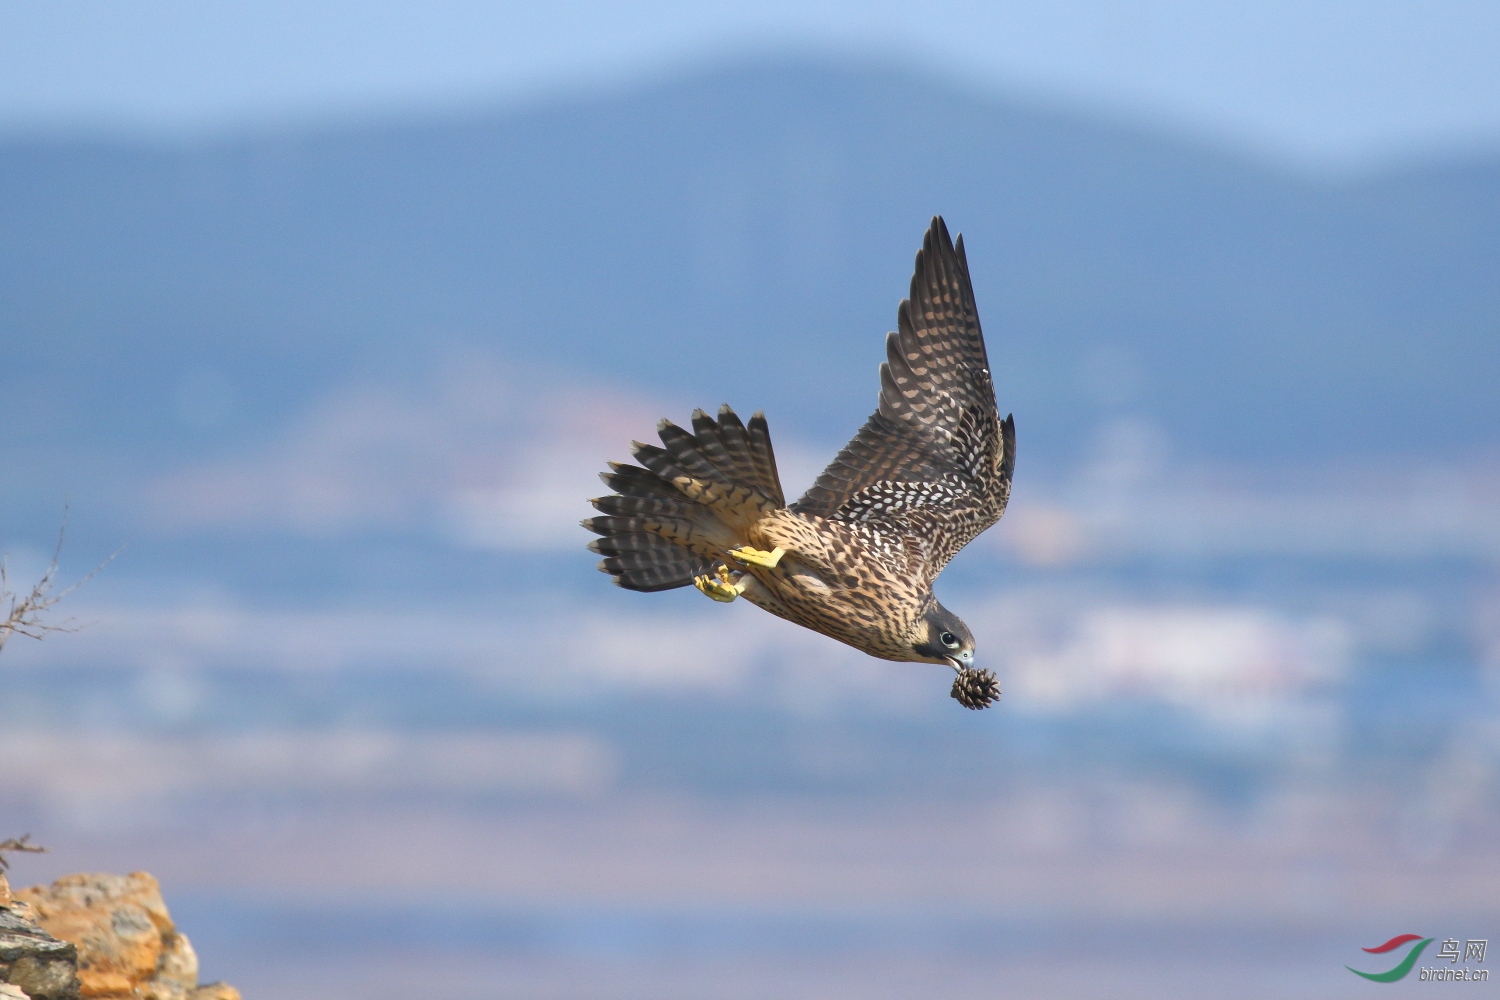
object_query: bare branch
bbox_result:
[0,834,47,872]
[0,511,118,656]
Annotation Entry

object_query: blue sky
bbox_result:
[4,0,1500,170]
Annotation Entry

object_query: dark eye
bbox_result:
[941,631,959,648]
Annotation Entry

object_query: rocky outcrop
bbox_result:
[2,873,236,1000]
[0,872,80,1000]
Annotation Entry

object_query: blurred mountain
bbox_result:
[2,56,1497,496]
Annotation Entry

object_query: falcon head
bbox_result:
[911,601,1001,709]
[910,600,975,671]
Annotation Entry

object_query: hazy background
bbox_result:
[2,3,1498,997]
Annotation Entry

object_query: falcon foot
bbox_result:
[693,565,748,603]
[727,545,785,568]
[950,667,1001,710]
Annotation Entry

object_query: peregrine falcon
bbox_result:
[583,217,1015,708]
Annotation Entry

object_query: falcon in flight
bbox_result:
[584,217,1014,708]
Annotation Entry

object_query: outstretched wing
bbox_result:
[791,216,1014,582]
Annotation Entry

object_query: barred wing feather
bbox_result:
[791,217,1014,582]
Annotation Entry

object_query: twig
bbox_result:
[0,834,47,872]
[0,511,118,656]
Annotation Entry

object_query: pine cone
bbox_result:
[950,666,1001,709]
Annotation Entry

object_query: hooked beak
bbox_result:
[945,651,974,674]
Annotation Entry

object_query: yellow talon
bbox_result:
[693,565,748,603]
[727,545,785,569]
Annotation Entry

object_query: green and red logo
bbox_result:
[1348,934,1433,982]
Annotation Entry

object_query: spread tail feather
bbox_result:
[585,404,785,592]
